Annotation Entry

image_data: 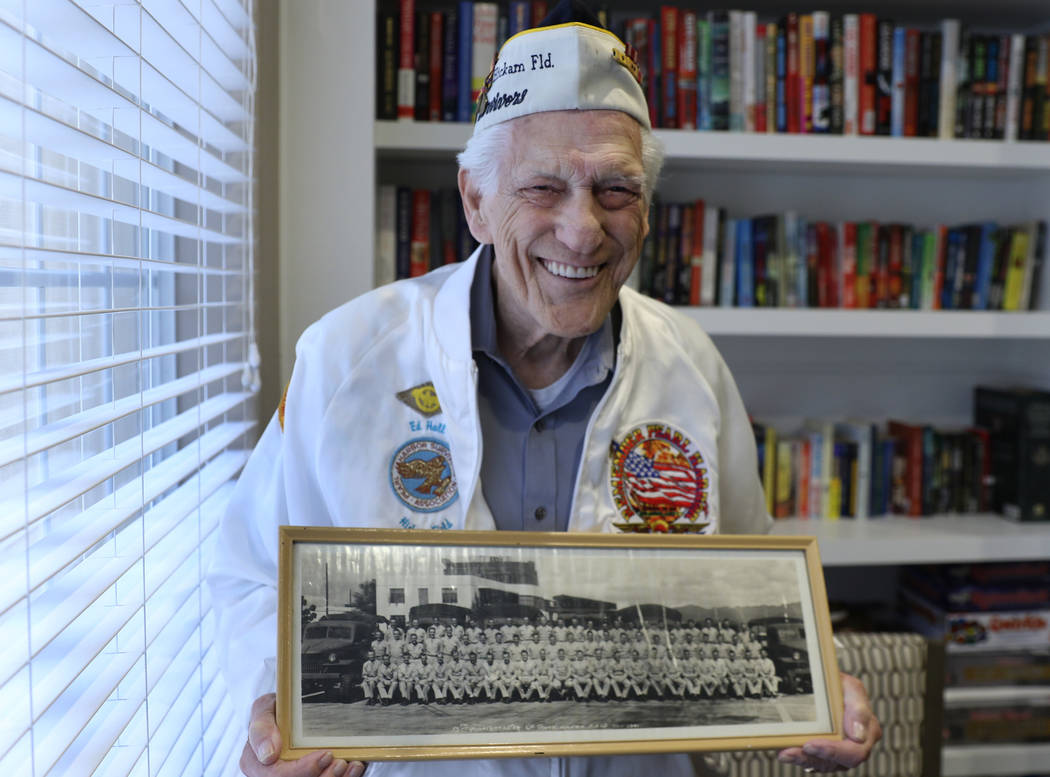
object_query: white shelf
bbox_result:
[681,308,1050,338]
[943,743,1050,777]
[769,514,1050,566]
[375,121,1050,175]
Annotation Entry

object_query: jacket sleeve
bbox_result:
[205,326,337,730]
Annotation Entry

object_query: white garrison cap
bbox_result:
[473,21,650,134]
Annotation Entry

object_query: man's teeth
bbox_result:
[542,260,602,279]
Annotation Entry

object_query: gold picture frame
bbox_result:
[278,527,843,762]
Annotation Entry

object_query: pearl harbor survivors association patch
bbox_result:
[609,423,710,533]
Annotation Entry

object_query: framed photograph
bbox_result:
[277,528,842,761]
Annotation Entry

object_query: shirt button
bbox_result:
[534,506,547,521]
[534,419,545,432]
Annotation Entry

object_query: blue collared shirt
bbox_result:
[471,247,615,531]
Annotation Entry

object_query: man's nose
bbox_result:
[555,191,604,255]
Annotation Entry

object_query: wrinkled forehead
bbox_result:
[501,111,644,181]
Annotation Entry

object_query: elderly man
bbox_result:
[208,2,879,776]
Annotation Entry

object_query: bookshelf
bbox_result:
[277,1,1050,774]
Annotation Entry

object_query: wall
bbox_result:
[278,0,377,388]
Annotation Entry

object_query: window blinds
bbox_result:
[0,1,256,775]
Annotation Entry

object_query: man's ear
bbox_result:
[458,168,493,245]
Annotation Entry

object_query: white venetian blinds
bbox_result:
[0,1,257,775]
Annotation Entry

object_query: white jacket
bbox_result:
[208,249,770,777]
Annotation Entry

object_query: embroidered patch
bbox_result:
[396,381,442,418]
[390,438,458,513]
[609,423,710,533]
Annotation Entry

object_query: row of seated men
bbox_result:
[359,643,780,705]
[369,617,768,666]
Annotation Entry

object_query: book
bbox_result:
[508,1,530,37]
[798,14,814,132]
[700,206,720,306]
[785,13,800,133]
[697,17,712,130]
[441,8,459,121]
[890,26,906,136]
[409,189,431,277]
[876,19,894,134]
[1005,33,1026,141]
[811,11,830,133]
[688,200,704,306]
[843,14,859,134]
[660,6,679,129]
[397,0,416,120]
[859,13,877,134]
[939,20,960,138]
[395,186,412,279]
[888,420,925,517]
[754,22,767,132]
[376,184,397,286]
[728,10,744,131]
[471,3,498,121]
[742,11,757,131]
[735,218,754,307]
[975,387,1050,522]
[456,2,474,122]
[709,11,731,130]
[829,15,844,134]
[905,28,921,136]
[413,11,430,121]
[678,9,698,130]
[427,12,443,121]
[719,217,737,307]
[764,22,776,133]
[376,8,398,120]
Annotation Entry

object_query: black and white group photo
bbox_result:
[288,536,833,751]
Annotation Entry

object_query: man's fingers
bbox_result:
[247,693,280,764]
[239,741,339,777]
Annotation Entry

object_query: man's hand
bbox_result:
[777,673,881,772]
[240,693,366,777]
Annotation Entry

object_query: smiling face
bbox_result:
[460,111,649,350]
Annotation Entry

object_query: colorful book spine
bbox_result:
[798,14,814,132]
[661,6,679,129]
[441,8,459,121]
[376,9,398,120]
[456,3,474,122]
[811,12,830,133]
[720,217,737,307]
[709,11,731,131]
[859,13,877,134]
[905,28,921,135]
[398,0,416,120]
[765,22,777,133]
[409,189,431,277]
[876,19,895,134]
[428,12,443,121]
[843,14,859,134]
[471,3,498,121]
[742,11,757,131]
[697,18,712,130]
[678,9,698,130]
[829,15,844,134]
[736,218,754,307]
[508,1,530,37]
[785,13,800,133]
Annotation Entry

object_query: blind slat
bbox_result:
[0,330,246,395]
[0,361,242,467]
[24,446,248,605]
[9,391,252,529]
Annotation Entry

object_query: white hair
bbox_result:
[456,115,665,203]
